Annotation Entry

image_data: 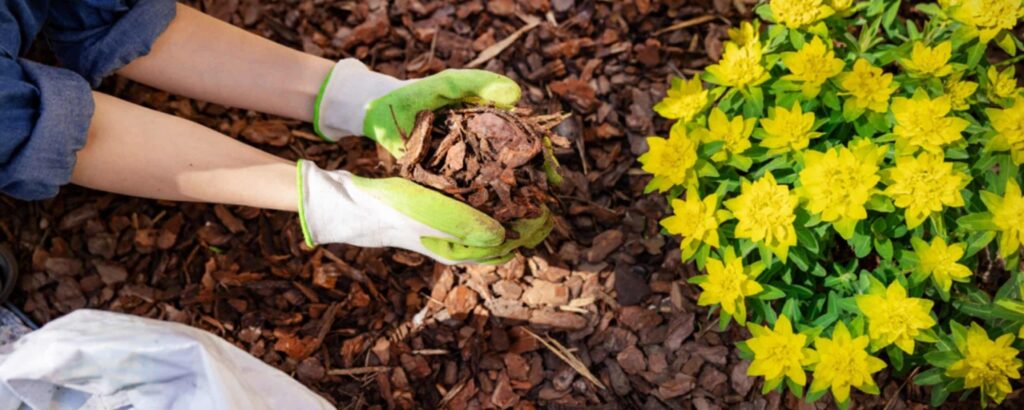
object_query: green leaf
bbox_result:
[913,367,946,386]
[874,237,894,261]
[996,31,1018,56]
[913,3,941,16]
[699,141,726,158]
[930,380,951,407]
[850,231,872,258]
[795,225,820,254]
[805,386,829,403]
[786,377,805,400]
[757,285,787,300]
[887,345,905,371]
[966,41,986,68]
[923,350,960,368]
[789,247,811,271]
[964,231,996,258]
[957,212,998,232]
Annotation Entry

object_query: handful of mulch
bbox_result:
[395,106,570,240]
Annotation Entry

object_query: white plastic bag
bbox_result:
[0,309,334,410]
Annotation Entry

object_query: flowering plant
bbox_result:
[642,0,1024,407]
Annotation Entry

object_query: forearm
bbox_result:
[116,3,333,122]
[71,92,298,211]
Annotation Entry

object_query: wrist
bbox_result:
[314,59,407,141]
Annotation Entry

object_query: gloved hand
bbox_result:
[297,160,552,265]
[313,59,521,156]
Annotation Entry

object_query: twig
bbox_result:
[466,15,541,68]
[438,377,470,408]
[651,15,719,36]
[523,328,607,390]
[327,366,392,377]
[883,367,920,410]
[299,301,341,359]
[412,348,449,356]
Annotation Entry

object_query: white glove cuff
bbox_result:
[314,59,409,141]
[298,160,363,247]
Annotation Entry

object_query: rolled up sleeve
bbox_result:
[0,57,94,200]
[44,0,176,87]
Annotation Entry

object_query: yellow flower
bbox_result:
[944,74,979,111]
[696,247,764,323]
[855,281,936,354]
[746,315,815,389]
[839,59,897,113]
[639,122,700,193]
[782,36,845,97]
[724,173,799,261]
[769,0,835,29]
[891,90,969,155]
[980,179,1024,258]
[911,236,972,293]
[938,0,961,8]
[829,0,856,15]
[882,153,968,229]
[900,41,953,78]
[951,0,1024,43]
[759,103,822,154]
[987,66,1019,102]
[727,21,759,47]
[661,191,727,260]
[798,140,885,239]
[946,323,1023,405]
[987,94,1024,166]
[706,42,770,89]
[653,75,708,122]
[808,322,886,405]
[701,108,756,161]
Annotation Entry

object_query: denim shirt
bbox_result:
[0,0,175,200]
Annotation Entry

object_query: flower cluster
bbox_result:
[643,0,1024,407]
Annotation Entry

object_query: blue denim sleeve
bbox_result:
[44,0,176,87]
[0,56,94,200]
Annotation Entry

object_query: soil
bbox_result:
[1,0,1019,409]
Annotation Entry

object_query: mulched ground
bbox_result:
[2,0,1020,409]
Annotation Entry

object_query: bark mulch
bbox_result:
[1,0,1018,409]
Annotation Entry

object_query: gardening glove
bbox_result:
[313,58,521,157]
[297,160,552,265]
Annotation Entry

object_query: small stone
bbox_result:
[400,353,432,379]
[605,359,632,395]
[445,285,478,320]
[657,374,696,399]
[529,310,586,330]
[296,357,325,383]
[618,306,663,332]
[492,280,523,299]
[503,353,530,380]
[699,366,728,392]
[491,373,519,409]
[94,261,128,285]
[45,257,82,277]
[585,229,623,262]
[616,345,646,375]
[731,360,755,396]
[614,265,650,306]
[521,280,569,307]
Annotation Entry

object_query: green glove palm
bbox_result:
[364,69,521,156]
[299,161,550,265]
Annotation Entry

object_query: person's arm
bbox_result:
[71,92,298,211]
[116,4,332,122]
[70,93,531,264]
[116,3,520,157]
